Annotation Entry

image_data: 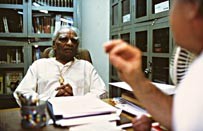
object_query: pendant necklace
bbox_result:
[57,61,74,85]
[59,74,64,85]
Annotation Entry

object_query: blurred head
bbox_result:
[53,26,80,63]
[170,0,203,54]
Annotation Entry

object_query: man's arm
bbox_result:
[104,39,173,130]
[130,79,173,130]
[85,61,107,98]
[13,65,38,106]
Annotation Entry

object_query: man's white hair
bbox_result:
[52,26,80,42]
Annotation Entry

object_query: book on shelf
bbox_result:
[51,17,55,34]
[15,48,22,63]
[15,0,18,4]
[42,0,46,5]
[61,0,64,7]
[54,14,61,35]
[70,0,73,7]
[19,15,23,32]
[10,49,16,63]
[49,0,53,6]
[11,0,15,4]
[57,0,60,6]
[67,0,71,7]
[33,47,42,61]
[64,0,67,7]
[60,16,73,27]
[33,14,52,34]
[33,17,41,34]
[43,16,51,33]
[5,71,23,94]
[6,48,22,64]
[0,76,3,94]
[2,16,9,33]
[54,0,57,7]
[6,49,10,63]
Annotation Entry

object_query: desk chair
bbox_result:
[42,47,92,64]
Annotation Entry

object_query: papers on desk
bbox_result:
[113,97,150,117]
[69,121,122,131]
[55,113,120,127]
[109,81,176,95]
[47,96,120,127]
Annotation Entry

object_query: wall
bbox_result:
[80,0,110,94]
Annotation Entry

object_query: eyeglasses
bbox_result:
[57,36,79,44]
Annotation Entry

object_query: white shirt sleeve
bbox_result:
[173,52,203,130]
[83,61,107,98]
[13,62,39,105]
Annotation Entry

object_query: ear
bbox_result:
[52,41,56,50]
[184,1,200,20]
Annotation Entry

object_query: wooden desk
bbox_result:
[0,108,68,131]
[0,99,134,131]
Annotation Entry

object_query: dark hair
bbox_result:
[198,0,203,15]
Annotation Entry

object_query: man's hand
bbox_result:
[132,115,153,131]
[104,39,145,85]
[55,83,73,97]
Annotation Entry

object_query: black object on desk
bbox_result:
[47,101,63,125]
[0,94,19,109]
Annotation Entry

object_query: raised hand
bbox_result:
[132,115,153,131]
[104,39,146,86]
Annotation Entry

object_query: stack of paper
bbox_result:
[47,96,120,127]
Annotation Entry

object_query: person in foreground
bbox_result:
[104,0,203,130]
[14,26,106,105]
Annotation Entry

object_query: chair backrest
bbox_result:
[42,47,92,64]
[76,48,92,63]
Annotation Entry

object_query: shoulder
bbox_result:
[74,59,95,71]
[31,58,55,66]
[75,58,93,66]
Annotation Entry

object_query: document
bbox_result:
[48,96,117,118]
[109,81,176,95]
[47,96,119,126]
[113,97,150,117]
[55,113,120,127]
[69,121,122,131]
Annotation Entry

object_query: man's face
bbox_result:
[170,0,186,47]
[54,29,79,61]
[169,0,201,53]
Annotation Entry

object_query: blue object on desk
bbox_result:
[21,101,47,128]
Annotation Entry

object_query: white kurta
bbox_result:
[14,58,106,103]
[173,51,203,130]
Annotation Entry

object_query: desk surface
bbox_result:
[0,99,134,131]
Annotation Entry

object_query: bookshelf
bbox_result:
[109,0,173,97]
[0,0,81,95]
